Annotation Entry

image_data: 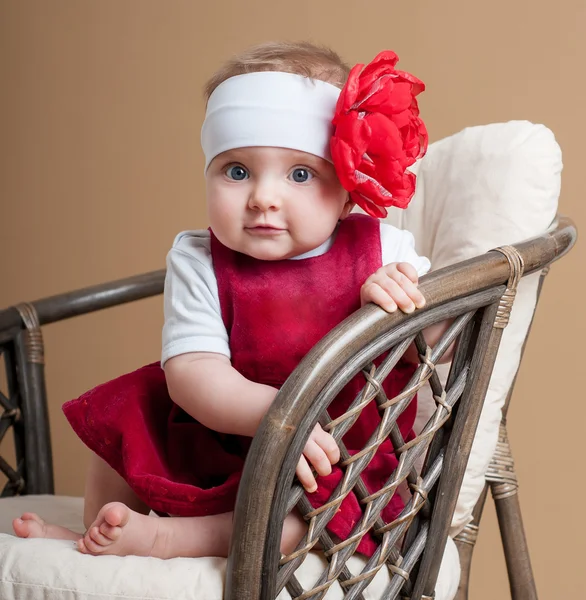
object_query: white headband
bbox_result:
[201,71,341,171]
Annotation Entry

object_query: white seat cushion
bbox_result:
[0,495,460,600]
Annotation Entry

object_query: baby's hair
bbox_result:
[204,41,351,101]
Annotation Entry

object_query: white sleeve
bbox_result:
[380,223,431,276]
[161,231,230,366]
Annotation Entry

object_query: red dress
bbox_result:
[63,214,417,555]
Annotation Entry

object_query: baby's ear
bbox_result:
[339,195,355,220]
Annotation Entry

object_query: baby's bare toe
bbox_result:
[88,526,111,547]
[99,521,121,541]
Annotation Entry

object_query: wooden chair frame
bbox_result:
[0,216,576,599]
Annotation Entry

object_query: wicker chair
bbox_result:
[0,215,576,599]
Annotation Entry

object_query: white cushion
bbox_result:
[384,120,561,534]
[0,495,460,600]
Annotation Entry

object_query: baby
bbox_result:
[14,41,439,559]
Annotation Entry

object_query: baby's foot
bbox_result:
[78,502,166,558]
[13,512,82,541]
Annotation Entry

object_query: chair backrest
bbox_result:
[225,218,575,600]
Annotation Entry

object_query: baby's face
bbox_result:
[205,147,353,260]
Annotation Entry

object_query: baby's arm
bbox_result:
[164,352,339,492]
[165,351,276,437]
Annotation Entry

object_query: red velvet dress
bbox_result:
[63,214,416,555]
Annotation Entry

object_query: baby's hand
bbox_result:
[361,262,426,314]
[296,423,340,493]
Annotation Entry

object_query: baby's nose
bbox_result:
[248,184,281,211]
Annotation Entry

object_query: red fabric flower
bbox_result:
[330,51,428,218]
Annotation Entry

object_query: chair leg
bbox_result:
[487,422,538,600]
[492,489,538,599]
[453,485,488,600]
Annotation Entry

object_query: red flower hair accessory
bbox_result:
[330,51,428,218]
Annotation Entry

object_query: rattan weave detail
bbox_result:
[453,523,479,547]
[15,303,45,364]
[486,422,518,500]
[492,246,525,329]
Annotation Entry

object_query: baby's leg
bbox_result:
[79,503,232,558]
[13,454,148,540]
[79,504,308,559]
[15,452,308,558]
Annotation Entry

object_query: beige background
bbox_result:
[0,1,584,597]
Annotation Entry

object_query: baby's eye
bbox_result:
[225,165,249,181]
[289,168,313,183]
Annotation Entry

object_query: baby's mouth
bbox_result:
[244,225,287,236]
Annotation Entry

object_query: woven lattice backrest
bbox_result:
[279,304,500,600]
[226,272,517,600]
[278,332,461,599]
